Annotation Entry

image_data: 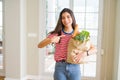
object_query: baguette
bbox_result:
[72,24,79,38]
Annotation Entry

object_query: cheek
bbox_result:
[69,19,73,24]
[62,19,65,24]
[70,18,73,22]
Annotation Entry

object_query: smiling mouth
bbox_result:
[64,22,70,25]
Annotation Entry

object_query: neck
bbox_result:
[63,26,73,33]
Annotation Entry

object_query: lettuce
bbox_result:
[74,30,90,42]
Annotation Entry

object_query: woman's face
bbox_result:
[61,12,73,28]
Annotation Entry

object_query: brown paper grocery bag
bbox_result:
[66,38,90,64]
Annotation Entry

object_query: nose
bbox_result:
[64,18,69,22]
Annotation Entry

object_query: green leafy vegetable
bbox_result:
[74,30,90,42]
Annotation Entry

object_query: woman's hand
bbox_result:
[51,35,65,43]
[72,50,87,63]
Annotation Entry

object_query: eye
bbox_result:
[67,16,70,18]
[62,16,65,19]
[67,15,71,19]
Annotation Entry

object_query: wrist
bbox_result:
[86,50,89,56]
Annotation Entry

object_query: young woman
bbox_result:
[38,8,96,80]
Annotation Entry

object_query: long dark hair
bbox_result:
[50,8,76,36]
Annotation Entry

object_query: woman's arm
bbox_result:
[38,38,52,48]
[72,43,97,63]
[38,35,65,48]
[86,43,97,56]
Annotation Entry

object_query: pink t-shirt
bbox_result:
[47,31,73,62]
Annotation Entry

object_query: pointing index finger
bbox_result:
[59,35,65,38]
